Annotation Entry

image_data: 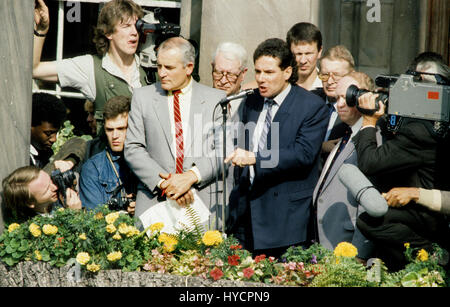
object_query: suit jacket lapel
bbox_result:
[321,140,355,192]
[185,81,206,154]
[153,83,175,159]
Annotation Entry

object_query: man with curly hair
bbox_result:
[32,0,147,137]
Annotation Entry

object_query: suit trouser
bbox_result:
[356,203,450,271]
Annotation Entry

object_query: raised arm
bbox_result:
[33,0,58,82]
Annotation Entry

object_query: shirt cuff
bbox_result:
[418,188,442,212]
[189,166,202,184]
[361,125,376,130]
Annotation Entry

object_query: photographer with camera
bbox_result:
[352,55,450,271]
[79,96,137,215]
[2,166,82,224]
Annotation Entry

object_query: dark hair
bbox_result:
[253,38,298,84]
[31,93,67,129]
[93,0,144,56]
[286,22,322,51]
[103,95,131,120]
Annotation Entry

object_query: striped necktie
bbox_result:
[173,90,183,173]
[258,99,275,152]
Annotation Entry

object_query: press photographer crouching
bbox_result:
[79,96,137,215]
[2,166,82,224]
[351,53,450,271]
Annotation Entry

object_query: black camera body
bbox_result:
[50,169,76,207]
[105,184,135,211]
[346,85,389,115]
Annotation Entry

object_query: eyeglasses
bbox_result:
[318,72,346,82]
[212,69,242,83]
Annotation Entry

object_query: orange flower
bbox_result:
[254,254,266,264]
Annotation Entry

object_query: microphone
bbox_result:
[219,89,255,107]
[337,163,388,217]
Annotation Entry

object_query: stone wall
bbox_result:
[0,261,280,287]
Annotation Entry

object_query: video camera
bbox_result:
[346,72,450,136]
[136,8,181,69]
[50,169,76,208]
[105,184,135,212]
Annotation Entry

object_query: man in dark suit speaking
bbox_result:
[225,38,329,258]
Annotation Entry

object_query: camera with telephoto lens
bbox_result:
[50,169,76,207]
[105,184,135,211]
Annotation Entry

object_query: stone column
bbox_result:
[0,0,34,232]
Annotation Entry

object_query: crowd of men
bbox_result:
[2,0,450,272]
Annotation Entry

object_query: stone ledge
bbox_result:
[0,261,286,287]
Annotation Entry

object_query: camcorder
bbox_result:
[106,184,135,211]
[346,72,450,137]
[50,169,76,208]
[136,8,181,70]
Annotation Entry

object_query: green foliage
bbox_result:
[51,120,92,155]
[2,211,449,287]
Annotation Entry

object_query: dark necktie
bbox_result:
[173,90,183,174]
[258,99,275,152]
[317,125,352,195]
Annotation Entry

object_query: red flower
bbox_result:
[254,254,266,264]
[57,237,64,244]
[210,267,224,281]
[243,267,254,279]
[228,254,240,266]
[230,244,242,250]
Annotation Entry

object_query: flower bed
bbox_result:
[1,207,448,287]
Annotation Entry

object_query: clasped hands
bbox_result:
[159,171,198,207]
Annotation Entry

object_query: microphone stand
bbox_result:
[220,102,228,234]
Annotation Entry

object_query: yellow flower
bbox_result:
[42,224,58,235]
[87,263,101,273]
[107,251,122,262]
[150,222,164,233]
[126,226,140,237]
[202,230,223,246]
[76,252,90,265]
[94,212,104,220]
[29,223,41,237]
[417,249,429,262]
[105,212,120,224]
[34,250,42,261]
[404,242,410,249]
[79,233,87,240]
[158,233,178,252]
[118,223,130,234]
[112,233,122,240]
[106,224,117,233]
[334,242,358,258]
[57,208,64,212]
[8,223,20,233]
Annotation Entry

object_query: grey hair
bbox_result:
[157,37,195,66]
[212,42,248,70]
[416,61,450,80]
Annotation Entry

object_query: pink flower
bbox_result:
[210,267,224,281]
[215,259,224,267]
[243,267,254,279]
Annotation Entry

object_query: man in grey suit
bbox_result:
[312,71,375,261]
[124,37,226,228]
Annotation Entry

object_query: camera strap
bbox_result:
[106,150,125,198]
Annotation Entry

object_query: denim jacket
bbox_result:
[79,148,137,210]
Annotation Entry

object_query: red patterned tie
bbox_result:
[173,90,184,174]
